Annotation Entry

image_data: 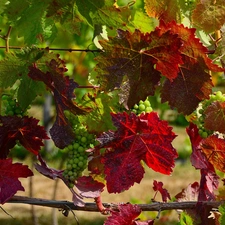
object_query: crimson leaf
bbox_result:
[0,158,33,204]
[152,180,171,202]
[29,57,89,148]
[0,116,49,159]
[97,112,177,193]
[104,203,141,225]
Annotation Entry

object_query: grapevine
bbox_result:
[0,1,225,225]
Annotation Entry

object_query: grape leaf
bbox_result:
[201,135,225,173]
[175,182,199,202]
[158,20,223,72]
[78,90,117,133]
[152,180,171,202]
[186,124,219,201]
[76,0,131,29]
[0,53,28,89]
[104,203,141,225]
[75,176,105,198]
[192,0,225,33]
[204,101,225,133]
[161,61,213,115]
[177,211,194,225]
[97,112,177,193]
[0,158,33,204]
[144,0,180,23]
[94,28,183,108]
[28,57,89,148]
[0,116,49,159]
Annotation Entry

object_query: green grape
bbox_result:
[1,94,26,116]
[62,120,97,187]
[131,98,153,115]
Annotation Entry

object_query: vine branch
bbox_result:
[7,196,225,213]
[0,46,102,53]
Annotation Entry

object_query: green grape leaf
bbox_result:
[144,0,180,23]
[178,211,194,225]
[0,53,28,89]
[78,90,117,133]
[219,203,225,225]
[76,0,131,29]
[192,0,225,33]
[161,61,213,115]
[128,9,158,33]
[204,101,225,133]
[94,28,183,108]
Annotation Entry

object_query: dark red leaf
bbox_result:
[0,158,33,204]
[29,57,89,148]
[35,154,63,180]
[104,203,141,225]
[161,61,213,115]
[134,220,154,225]
[186,124,219,202]
[204,101,225,133]
[75,176,105,198]
[152,180,171,202]
[0,116,49,159]
[102,148,145,193]
[198,169,219,201]
[97,112,177,193]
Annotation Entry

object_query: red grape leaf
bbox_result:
[29,57,89,148]
[186,124,219,201]
[161,61,213,114]
[0,116,49,159]
[144,0,180,23]
[152,180,171,202]
[201,135,225,173]
[94,28,182,108]
[97,112,177,193]
[0,158,33,204]
[158,20,224,72]
[204,101,225,133]
[192,0,225,33]
[75,176,105,198]
[175,182,199,202]
[198,168,219,201]
[104,203,141,225]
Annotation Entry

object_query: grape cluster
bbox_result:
[132,98,153,115]
[62,123,97,188]
[1,95,25,116]
[197,91,225,138]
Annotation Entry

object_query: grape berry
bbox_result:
[132,98,153,115]
[1,94,25,116]
[62,117,97,188]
